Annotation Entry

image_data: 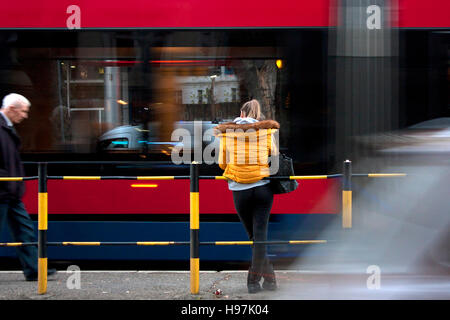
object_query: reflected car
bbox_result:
[98,121,222,153]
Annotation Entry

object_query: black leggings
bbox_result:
[232,184,274,274]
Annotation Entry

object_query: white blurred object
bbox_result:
[354,117,450,154]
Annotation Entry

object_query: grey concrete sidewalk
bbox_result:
[1,270,449,300]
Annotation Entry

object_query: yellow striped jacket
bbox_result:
[214,120,279,184]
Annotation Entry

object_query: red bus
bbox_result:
[0,0,448,265]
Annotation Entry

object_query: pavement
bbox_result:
[1,269,449,300]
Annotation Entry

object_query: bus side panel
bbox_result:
[23,179,340,215]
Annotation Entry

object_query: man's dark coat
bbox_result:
[0,115,25,201]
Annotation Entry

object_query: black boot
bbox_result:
[247,268,262,294]
[262,262,277,291]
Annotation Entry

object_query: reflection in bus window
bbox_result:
[99,138,129,150]
[0,32,292,161]
[53,56,282,155]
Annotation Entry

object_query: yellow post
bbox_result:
[342,191,352,228]
[342,160,352,228]
[190,162,200,294]
[38,163,48,294]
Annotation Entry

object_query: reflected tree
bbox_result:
[233,60,277,120]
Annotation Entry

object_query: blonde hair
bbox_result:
[240,99,263,120]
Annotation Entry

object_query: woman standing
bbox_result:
[215,99,279,293]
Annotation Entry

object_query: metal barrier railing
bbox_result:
[0,160,405,294]
[1,240,327,247]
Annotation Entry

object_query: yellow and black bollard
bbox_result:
[38,163,48,294]
[342,160,352,228]
[190,161,200,294]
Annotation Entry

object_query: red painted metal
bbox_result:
[23,178,340,215]
[396,0,450,28]
[1,0,448,29]
[0,0,332,28]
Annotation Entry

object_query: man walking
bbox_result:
[0,93,56,281]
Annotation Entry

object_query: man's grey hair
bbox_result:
[1,93,31,109]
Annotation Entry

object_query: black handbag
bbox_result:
[270,153,298,194]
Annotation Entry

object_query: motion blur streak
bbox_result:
[269,0,450,299]
[272,138,450,299]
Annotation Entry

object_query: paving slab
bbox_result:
[0,270,448,300]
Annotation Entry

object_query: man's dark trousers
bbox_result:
[0,200,38,278]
